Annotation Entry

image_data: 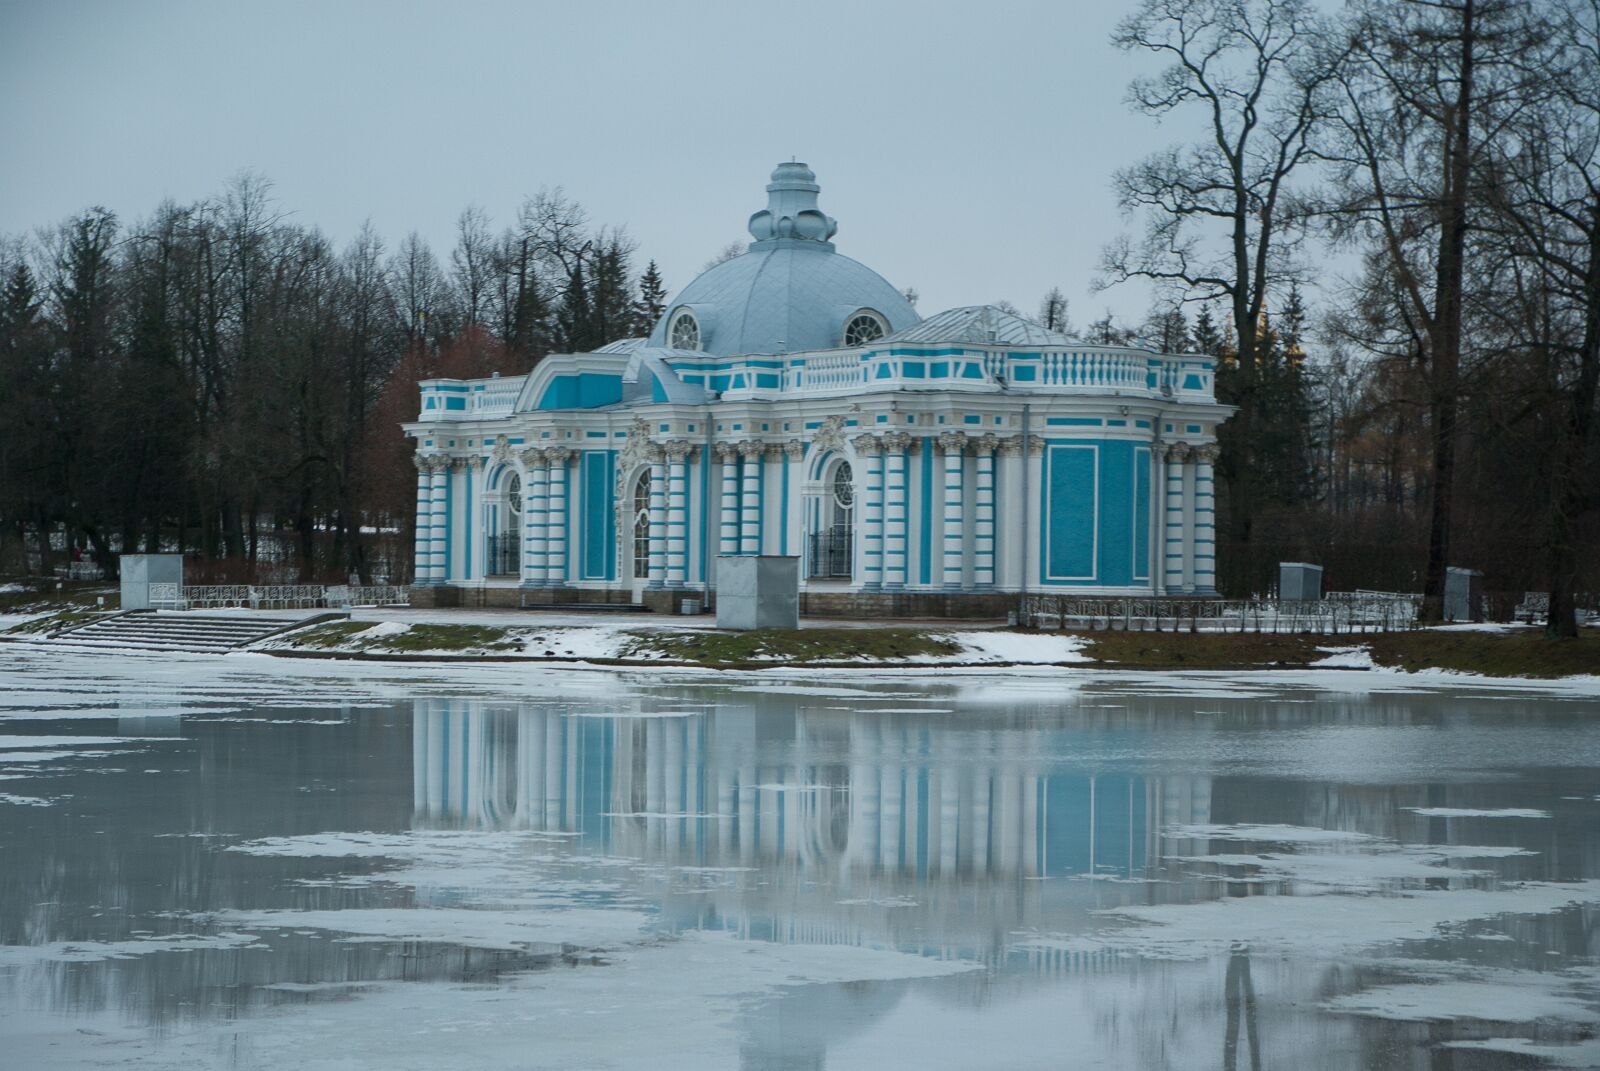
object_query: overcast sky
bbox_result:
[1,0,1173,323]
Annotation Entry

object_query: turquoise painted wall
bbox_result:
[581,451,617,580]
[1040,439,1146,587]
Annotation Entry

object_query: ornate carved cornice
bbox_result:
[490,435,512,465]
[811,414,848,453]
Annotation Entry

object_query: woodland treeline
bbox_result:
[1,0,1596,634]
[0,179,668,585]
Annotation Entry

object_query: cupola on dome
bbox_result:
[647,162,919,356]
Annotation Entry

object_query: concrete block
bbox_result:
[1279,562,1323,602]
[119,554,183,610]
[716,556,799,630]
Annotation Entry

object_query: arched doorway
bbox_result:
[809,460,854,578]
[487,472,522,577]
[630,470,652,598]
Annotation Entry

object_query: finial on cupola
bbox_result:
[747,161,838,248]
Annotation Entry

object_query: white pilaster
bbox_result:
[1194,444,1218,594]
[738,440,763,555]
[647,447,668,589]
[665,441,692,587]
[412,454,432,584]
[520,448,548,586]
[997,437,1024,591]
[1151,444,1167,595]
[544,448,572,586]
[974,434,998,589]
[938,431,967,590]
[852,434,884,590]
[882,431,913,589]
[1023,437,1044,588]
[715,443,740,558]
[1164,444,1188,593]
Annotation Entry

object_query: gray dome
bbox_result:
[647,163,919,357]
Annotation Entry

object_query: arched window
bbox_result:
[668,308,700,351]
[810,460,854,579]
[843,310,887,347]
[506,474,522,516]
[632,472,652,579]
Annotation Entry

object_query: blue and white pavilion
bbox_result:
[404,163,1229,615]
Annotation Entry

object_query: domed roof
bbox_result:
[646,163,919,357]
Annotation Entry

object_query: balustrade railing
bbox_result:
[145,583,412,611]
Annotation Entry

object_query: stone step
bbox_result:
[525,603,650,613]
[50,612,330,653]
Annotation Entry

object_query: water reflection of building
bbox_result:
[411,697,1215,961]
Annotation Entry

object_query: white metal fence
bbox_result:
[152,584,411,610]
[1023,594,1422,634]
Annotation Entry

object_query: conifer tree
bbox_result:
[633,260,667,337]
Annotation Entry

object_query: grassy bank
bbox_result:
[615,627,961,666]
[1077,627,1598,678]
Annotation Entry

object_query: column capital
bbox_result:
[881,430,915,453]
[936,430,969,456]
[763,441,789,460]
[544,446,575,464]
[1194,443,1220,464]
[736,439,766,459]
[1167,443,1193,463]
[517,446,546,468]
[782,439,805,459]
[448,455,470,472]
[975,433,1001,454]
[713,441,740,462]
[663,440,696,462]
[850,433,883,456]
[467,455,485,471]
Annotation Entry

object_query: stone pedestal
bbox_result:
[1444,567,1483,622]
[120,554,183,610]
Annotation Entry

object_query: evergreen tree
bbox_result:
[633,260,667,337]
[555,261,592,353]
[1191,304,1224,357]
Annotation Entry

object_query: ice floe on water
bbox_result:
[1405,806,1553,818]
[1326,976,1600,1024]
[0,933,264,966]
[200,907,652,952]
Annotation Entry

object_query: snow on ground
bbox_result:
[943,630,1089,663]
[1311,645,1376,669]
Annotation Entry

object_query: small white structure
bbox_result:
[715,555,799,630]
[119,554,183,610]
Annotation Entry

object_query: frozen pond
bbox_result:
[1,646,1599,1069]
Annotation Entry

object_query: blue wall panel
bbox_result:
[581,451,616,580]
[1045,444,1097,580]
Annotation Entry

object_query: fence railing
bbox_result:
[1022,594,1422,634]
[484,534,520,578]
[151,584,412,611]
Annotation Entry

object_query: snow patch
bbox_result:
[1406,807,1551,819]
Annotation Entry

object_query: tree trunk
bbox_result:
[1421,0,1476,621]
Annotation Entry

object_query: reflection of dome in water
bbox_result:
[646,162,919,357]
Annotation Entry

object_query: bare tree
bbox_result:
[1102,0,1337,548]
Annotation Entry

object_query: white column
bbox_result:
[852,434,884,590]
[716,443,741,558]
[1023,438,1044,588]
[882,431,912,589]
[1164,444,1188,593]
[997,437,1024,591]
[545,448,571,586]
[520,448,548,586]
[1194,444,1217,594]
[426,459,448,583]
[647,448,668,589]
[666,442,692,587]
[974,435,997,589]
[467,456,486,581]
[938,431,967,591]
[1154,445,1170,594]
[738,440,763,555]
[412,454,432,584]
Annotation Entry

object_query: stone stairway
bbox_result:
[47,611,328,654]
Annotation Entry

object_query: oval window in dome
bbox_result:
[668,308,701,351]
[843,310,887,347]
